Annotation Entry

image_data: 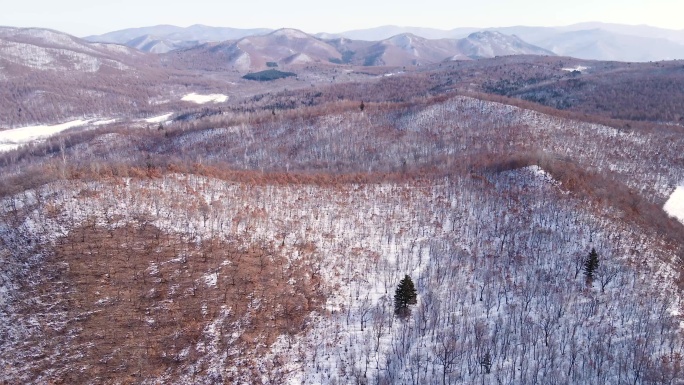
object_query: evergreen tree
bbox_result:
[394,274,417,318]
[481,351,492,374]
[583,248,599,285]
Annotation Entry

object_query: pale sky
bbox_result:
[1,0,682,36]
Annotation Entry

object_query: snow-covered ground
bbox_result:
[383,71,404,77]
[2,168,681,384]
[664,186,684,224]
[1,94,684,383]
[143,113,173,123]
[91,118,117,126]
[562,65,589,72]
[181,93,228,104]
[0,119,89,152]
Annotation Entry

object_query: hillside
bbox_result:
[2,90,684,383]
[0,27,173,127]
[0,27,144,73]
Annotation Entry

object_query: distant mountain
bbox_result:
[347,32,553,66]
[85,24,272,53]
[87,22,684,61]
[456,31,554,59]
[535,29,684,62]
[336,23,684,62]
[560,22,684,44]
[327,25,479,41]
[125,35,178,54]
[84,25,186,44]
[0,26,146,73]
[0,27,174,127]
[169,29,554,71]
[169,28,342,71]
[123,34,202,54]
[357,34,461,66]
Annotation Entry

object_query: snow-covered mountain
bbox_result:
[0,27,183,127]
[85,22,684,61]
[171,28,342,71]
[85,24,272,53]
[534,28,684,62]
[351,32,554,66]
[358,33,461,66]
[560,22,684,44]
[124,34,182,54]
[336,23,684,62]
[456,31,554,59]
[171,29,553,71]
[0,26,144,73]
[324,25,480,41]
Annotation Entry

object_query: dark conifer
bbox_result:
[394,274,417,318]
[583,248,599,285]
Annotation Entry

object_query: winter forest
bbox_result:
[2,89,684,384]
[2,21,684,385]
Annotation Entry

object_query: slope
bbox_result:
[1,93,684,383]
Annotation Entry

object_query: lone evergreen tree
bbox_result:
[481,351,492,374]
[583,248,599,285]
[394,274,417,318]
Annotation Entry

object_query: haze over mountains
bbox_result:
[85,22,684,62]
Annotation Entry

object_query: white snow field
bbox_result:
[0,119,89,152]
[664,186,684,224]
[562,65,589,72]
[181,93,228,104]
[143,113,173,123]
[91,118,117,126]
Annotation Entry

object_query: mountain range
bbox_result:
[86,22,684,62]
[164,28,553,71]
[83,24,272,53]
[331,22,684,62]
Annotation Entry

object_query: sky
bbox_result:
[1,0,682,36]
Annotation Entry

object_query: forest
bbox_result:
[1,88,684,383]
[1,31,684,383]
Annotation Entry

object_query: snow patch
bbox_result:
[383,71,404,77]
[204,272,218,287]
[664,186,684,225]
[0,119,89,152]
[271,29,310,39]
[181,93,229,104]
[562,65,588,72]
[526,165,558,185]
[144,113,173,123]
[91,119,117,126]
